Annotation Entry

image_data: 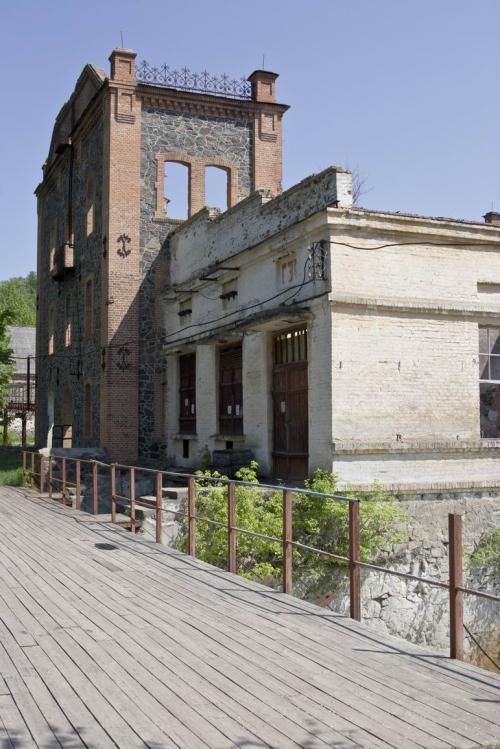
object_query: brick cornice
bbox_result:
[138,84,288,121]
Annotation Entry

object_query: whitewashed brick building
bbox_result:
[162,167,500,491]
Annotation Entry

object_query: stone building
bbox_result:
[36,48,500,494]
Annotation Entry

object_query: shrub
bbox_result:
[178,463,409,592]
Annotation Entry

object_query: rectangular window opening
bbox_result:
[219,345,243,435]
[179,353,196,434]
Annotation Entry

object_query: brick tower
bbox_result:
[35,49,288,463]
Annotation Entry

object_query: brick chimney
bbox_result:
[484,211,500,226]
[109,48,137,82]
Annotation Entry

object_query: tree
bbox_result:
[0,272,37,326]
[0,309,14,412]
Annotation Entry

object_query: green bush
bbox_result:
[178,462,409,591]
[469,528,500,583]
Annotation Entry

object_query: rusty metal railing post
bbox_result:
[349,500,361,621]
[227,481,236,573]
[130,467,136,533]
[449,513,464,660]
[22,451,26,487]
[283,489,293,595]
[39,455,45,494]
[155,472,162,544]
[75,460,81,510]
[92,462,98,514]
[188,477,196,557]
[61,458,67,504]
[110,464,116,523]
[48,457,53,498]
[30,452,35,488]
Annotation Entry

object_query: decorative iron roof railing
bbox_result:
[136,61,252,100]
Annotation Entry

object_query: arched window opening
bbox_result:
[84,383,92,439]
[164,161,189,220]
[86,175,95,237]
[205,166,229,212]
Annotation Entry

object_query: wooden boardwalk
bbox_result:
[0,487,499,749]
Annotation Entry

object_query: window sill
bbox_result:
[173,433,198,440]
[211,434,246,443]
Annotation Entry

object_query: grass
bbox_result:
[0,448,23,486]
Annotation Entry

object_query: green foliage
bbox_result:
[0,272,37,326]
[178,463,409,592]
[0,450,23,486]
[469,529,500,582]
[0,310,14,411]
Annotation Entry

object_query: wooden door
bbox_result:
[219,346,243,435]
[272,327,308,480]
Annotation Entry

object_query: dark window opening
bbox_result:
[179,353,196,433]
[225,440,233,450]
[182,439,190,459]
[274,326,308,366]
[479,326,500,437]
[219,345,243,435]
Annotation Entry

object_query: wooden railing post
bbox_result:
[39,455,45,494]
[349,500,361,621]
[75,460,81,510]
[110,464,116,523]
[130,467,136,533]
[92,462,98,514]
[61,458,67,504]
[22,451,26,487]
[155,472,162,544]
[188,477,196,557]
[30,452,35,488]
[283,489,293,595]
[227,482,236,573]
[449,513,464,660]
[48,457,53,498]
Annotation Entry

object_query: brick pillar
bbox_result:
[100,49,141,462]
[248,70,286,195]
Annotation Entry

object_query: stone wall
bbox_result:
[36,120,103,449]
[324,492,500,662]
[137,106,254,464]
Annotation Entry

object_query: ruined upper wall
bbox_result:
[169,166,353,284]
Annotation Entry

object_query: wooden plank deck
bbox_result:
[0,487,498,749]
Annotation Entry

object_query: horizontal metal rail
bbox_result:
[21,450,500,665]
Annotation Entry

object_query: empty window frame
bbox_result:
[178,297,192,325]
[219,278,238,309]
[279,256,297,286]
[274,326,308,366]
[205,166,229,212]
[179,353,196,434]
[164,161,189,220]
[48,305,55,355]
[84,278,93,340]
[83,383,92,438]
[86,176,95,237]
[219,345,243,435]
[64,295,72,348]
[479,326,500,437]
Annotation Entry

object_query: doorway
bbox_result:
[272,326,308,481]
[61,386,73,448]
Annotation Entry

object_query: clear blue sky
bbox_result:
[1,0,499,280]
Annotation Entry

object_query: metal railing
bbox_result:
[136,61,252,99]
[21,450,500,663]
